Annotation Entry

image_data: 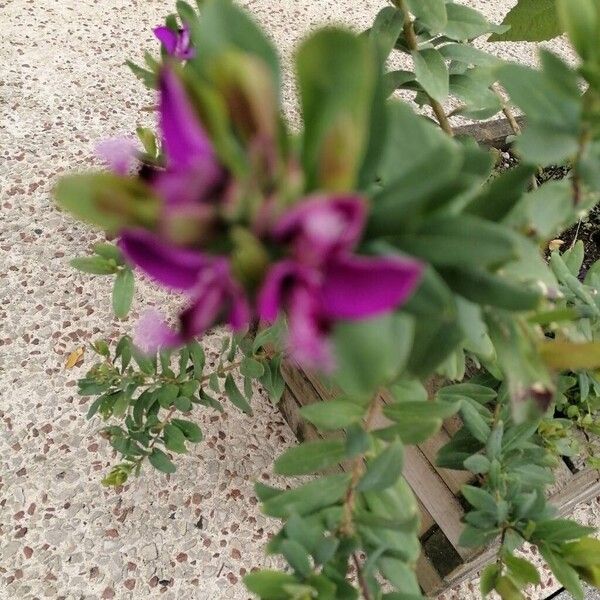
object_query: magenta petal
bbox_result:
[180,285,223,339]
[177,24,196,59]
[274,195,367,265]
[119,228,209,291]
[180,259,250,338]
[159,68,216,172]
[134,310,182,353]
[228,285,251,330]
[154,26,179,55]
[95,137,138,175]
[320,255,424,320]
[153,165,218,207]
[258,261,317,322]
[286,285,335,372]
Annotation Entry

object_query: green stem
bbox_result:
[393,0,454,136]
[339,394,381,536]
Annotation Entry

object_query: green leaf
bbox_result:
[498,60,580,126]
[368,103,462,234]
[375,417,442,445]
[391,215,518,269]
[280,539,312,577]
[274,440,346,476]
[460,401,491,443]
[490,0,561,42]
[511,464,554,487]
[438,43,500,67]
[261,474,351,518]
[459,524,499,548]
[358,440,404,491]
[378,556,422,595]
[224,374,253,415]
[345,423,372,457]
[389,380,428,403]
[132,346,156,375]
[112,268,134,319]
[443,4,507,40]
[125,60,155,88]
[463,454,490,474]
[188,341,205,379]
[383,400,460,422]
[412,48,449,103]
[556,0,599,61]
[174,395,192,412]
[240,357,265,378]
[244,571,298,600]
[504,553,540,586]
[176,0,198,24]
[299,399,364,430]
[440,267,542,311]
[532,519,595,544]
[332,313,414,400]
[449,71,502,120]
[466,164,537,222]
[297,28,376,191]
[370,7,405,62]
[540,543,584,600]
[462,485,497,513]
[405,0,447,33]
[563,240,585,277]
[480,563,500,595]
[112,392,130,418]
[136,127,157,158]
[494,575,524,600]
[157,383,179,408]
[163,423,187,453]
[172,419,203,443]
[54,173,159,234]
[148,448,176,474]
[192,0,280,90]
[93,242,124,263]
[70,256,117,275]
[563,537,600,567]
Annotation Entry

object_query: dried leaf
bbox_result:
[548,239,565,251]
[65,347,85,369]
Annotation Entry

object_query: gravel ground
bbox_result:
[0,1,596,599]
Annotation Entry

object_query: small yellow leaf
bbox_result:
[539,341,600,371]
[65,347,85,369]
[548,239,564,252]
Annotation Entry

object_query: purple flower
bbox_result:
[259,196,423,369]
[95,137,138,175]
[154,24,195,60]
[120,229,250,353]
[273,195,366,267]
[155,67,222,207]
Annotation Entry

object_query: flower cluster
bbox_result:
[96,29,423,370]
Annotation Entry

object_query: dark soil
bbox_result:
[497,151,600,277]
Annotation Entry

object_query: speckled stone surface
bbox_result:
[0,1,592,599]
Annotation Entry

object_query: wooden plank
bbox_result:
[403,445,470,559]
[441,470,600,590]
[282,365,436,535]
[419,428,473,495]
[454,116,526,149]
[546,459,576,497]
[278,388,323,444]
[416,552,444,595]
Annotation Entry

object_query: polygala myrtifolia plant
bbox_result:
[54,0,600,598]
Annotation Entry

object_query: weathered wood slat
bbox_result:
[278,363,600,595]
[403,445,469,559]
[440,469,600,593]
